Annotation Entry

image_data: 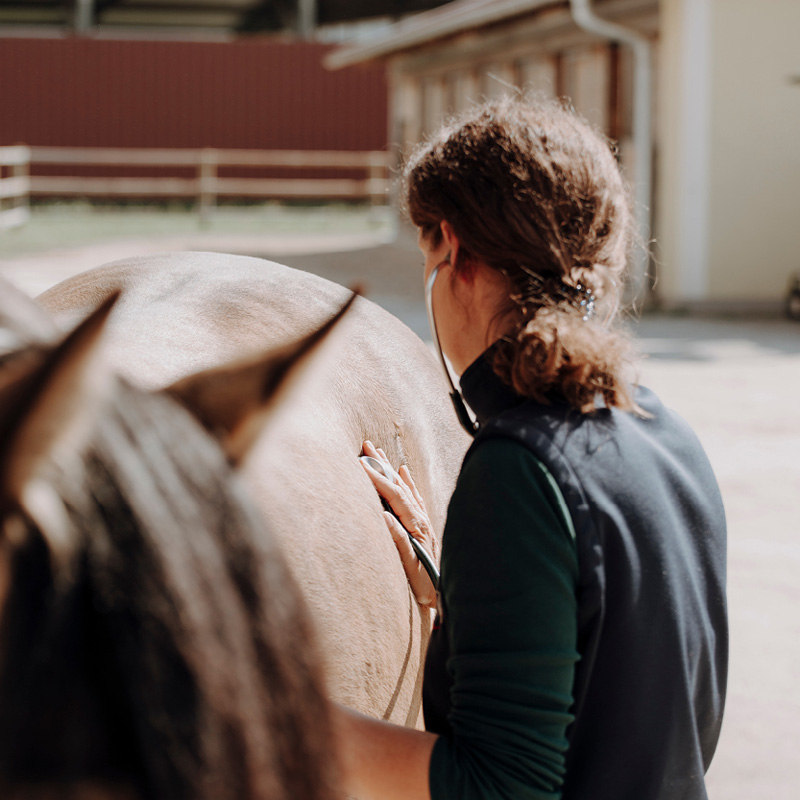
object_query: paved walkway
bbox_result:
[633,315,800,799]
[2,227,798,798]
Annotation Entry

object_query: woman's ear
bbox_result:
[440,220,459,260]
[440,221,476,283]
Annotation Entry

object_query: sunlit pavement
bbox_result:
[2,227,798,799]
[632,315,800,800]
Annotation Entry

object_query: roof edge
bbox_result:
[324,0,558,69]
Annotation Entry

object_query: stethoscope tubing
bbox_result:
[425,264,480,437]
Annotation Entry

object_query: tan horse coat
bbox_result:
[38,251,469,727]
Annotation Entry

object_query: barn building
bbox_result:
[329,0,800,312]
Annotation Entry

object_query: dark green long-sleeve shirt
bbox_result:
[426,436,580,799]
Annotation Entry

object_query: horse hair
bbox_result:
[0,376,336,800]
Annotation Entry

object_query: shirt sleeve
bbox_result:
[429,436,579,800]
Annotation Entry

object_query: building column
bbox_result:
[656,0,712,303]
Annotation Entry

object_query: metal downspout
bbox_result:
[75,0,94,34]
[298,0,317,39]
[568,0,653,303]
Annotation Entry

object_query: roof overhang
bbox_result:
[325,0,561,69]
[0,1,452,37]
[325,0,658,69]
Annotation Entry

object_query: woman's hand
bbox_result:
[361,441,438,609]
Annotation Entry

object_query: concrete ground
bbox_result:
[2,223,798,798]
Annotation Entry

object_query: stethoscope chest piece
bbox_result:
[359,455,402,485]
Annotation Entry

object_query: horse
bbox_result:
[37,251,470,726]
[0,276,354,799]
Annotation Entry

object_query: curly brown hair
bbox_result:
[405,96,638,413]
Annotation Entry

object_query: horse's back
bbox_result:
[40,252,356,383]
[39,252,468,723]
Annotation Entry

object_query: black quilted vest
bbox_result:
[424,351,728,799]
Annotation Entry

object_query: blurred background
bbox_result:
[1,1,798,797]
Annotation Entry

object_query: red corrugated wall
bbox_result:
[0,37,386,151]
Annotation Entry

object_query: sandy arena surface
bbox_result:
[2,226,798,798]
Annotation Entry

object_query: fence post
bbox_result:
[198,148,217,227]
[0,145,31,232]
[367,152,386,210]
[13,146,31,227]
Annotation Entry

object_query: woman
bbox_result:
[335,97,727,799]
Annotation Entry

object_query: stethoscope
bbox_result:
[359,455,441,591]
[357,260,481,592]
[424,261,480,439]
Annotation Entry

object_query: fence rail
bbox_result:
[2,146,393,226]
[30,146,392,220]
[0,145,31,231]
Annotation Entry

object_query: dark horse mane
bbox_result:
[0,284,336,800]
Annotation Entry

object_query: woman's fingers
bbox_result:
[361,459,421,534]
[361,440,438,607]
[363,442,424,507]
[370,470,430,536]
[362,440,383,461]
[398,464,427,511]
[382,512,437,608]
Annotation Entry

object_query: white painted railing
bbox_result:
[0,145,31,231]
[25,146,392,223]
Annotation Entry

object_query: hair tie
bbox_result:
[560,281,596,321]
[575,283,596,321]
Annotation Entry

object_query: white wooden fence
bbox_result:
[1,146,393,226]
[0,145,31,231]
